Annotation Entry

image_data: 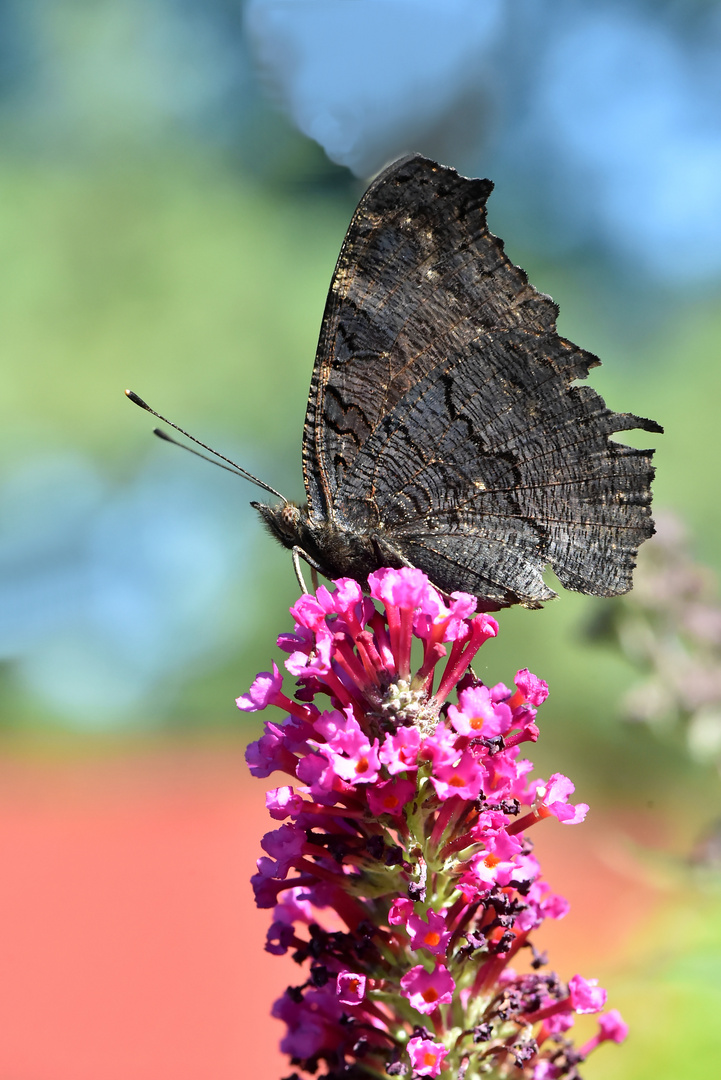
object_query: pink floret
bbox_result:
[407,910,452,957]
[260,823,306,877]
[515,668,550,706]
[448,683,513,737]
[266,785,304,820]
[407,1036,449,1077]
[418,723,459,769]
[400,963,455,1015]
[336,971,367,1005]
[568,974,607,1014]
[379,725,422,773]
[236,662,283,711]
[388,897,414,926]
[431,750,486,801]
[537,773,589,824]
[285,625,334,676]
[366,776,416,817]
[598,1008,629,1043]
[368,566,430,611]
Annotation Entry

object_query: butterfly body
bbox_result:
[254,154,661,609]
[252,499,394,585]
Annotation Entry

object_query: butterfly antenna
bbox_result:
[125,389,286,501]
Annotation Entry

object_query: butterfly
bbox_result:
[251,154,661,610]
[128,154,661,611]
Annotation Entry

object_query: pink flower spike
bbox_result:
[236,663,283,711]
[244,575,628,1077]
[407,910,452,957]
[568,974,607,1014]
[336,971,366,1006]
[407,1035,449,1077]
[366,776,416,817]
[400,963,455,1015]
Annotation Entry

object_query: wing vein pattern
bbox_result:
[302,155,660,607]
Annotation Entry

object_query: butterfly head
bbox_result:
[251,499,307,550]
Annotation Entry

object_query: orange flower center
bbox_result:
[424,931,441,947]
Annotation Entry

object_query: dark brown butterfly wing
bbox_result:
[302,155,661,607]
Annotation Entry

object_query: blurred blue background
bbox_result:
[1,4,721,1078]
[2,0,720,743]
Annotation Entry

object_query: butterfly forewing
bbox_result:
[303,157,551,514]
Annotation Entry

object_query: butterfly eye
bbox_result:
[281,504,301,529]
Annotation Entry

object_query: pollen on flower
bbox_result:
[241,567,623,1080]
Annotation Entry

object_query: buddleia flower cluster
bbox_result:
[589,510,721,769]
[241,569,627,1080]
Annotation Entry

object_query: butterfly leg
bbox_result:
[291,545,325,595]
[292,547,310,593]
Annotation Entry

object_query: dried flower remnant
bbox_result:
[589,511,721,768]
[243,568,625,1079]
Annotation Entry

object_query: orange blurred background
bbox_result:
[0,739,681,1080]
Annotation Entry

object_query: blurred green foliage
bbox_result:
[585,888,721,1080]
